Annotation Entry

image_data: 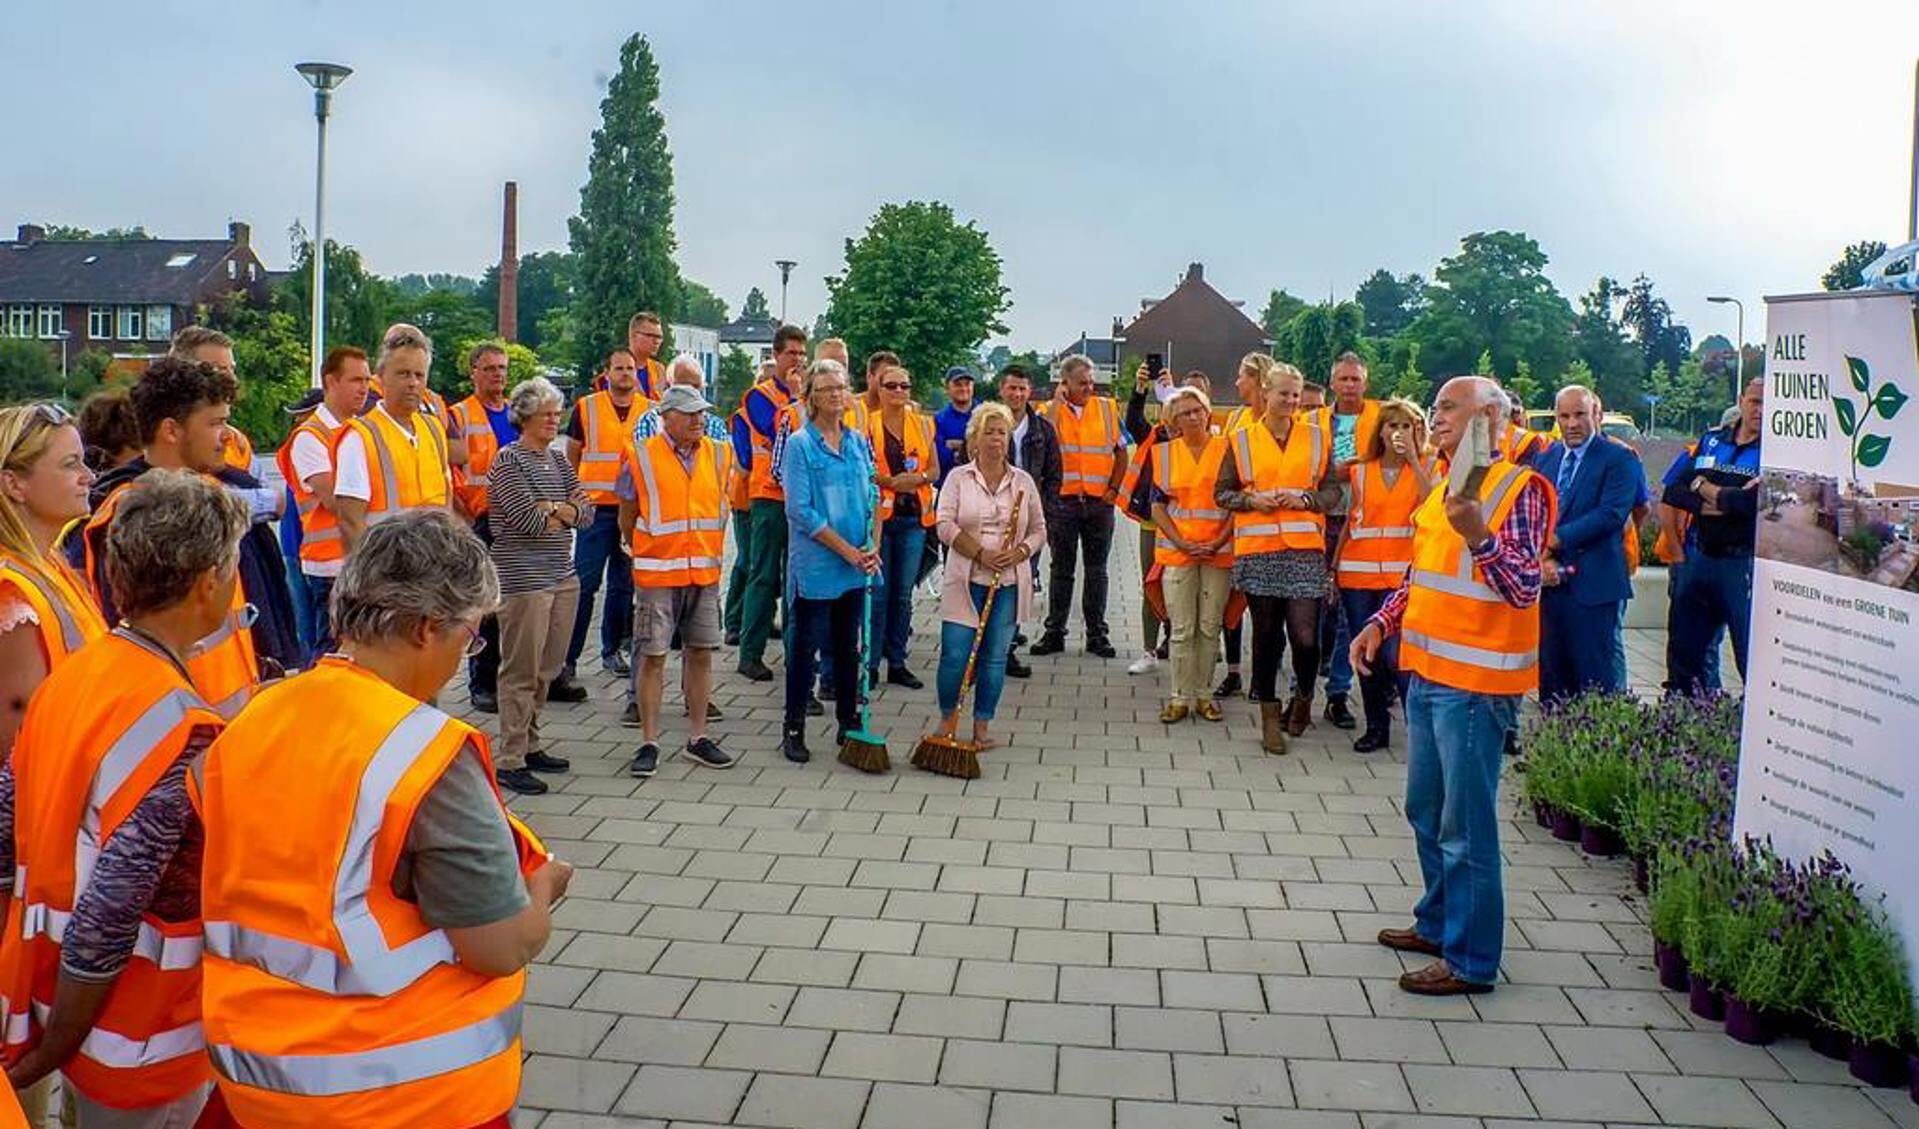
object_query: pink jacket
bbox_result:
[935,462,1048,628]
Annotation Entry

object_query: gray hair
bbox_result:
[168,325,233,358]
[107,468,249,618]
[330,510,501,646]
[507,376,564,427]
[1057,353,1095,380]
[667,353,705,386]
[802,359,849,421]
[376,322,434,374]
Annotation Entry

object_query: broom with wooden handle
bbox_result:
[912,489,1024,779]
[838,479,890,773]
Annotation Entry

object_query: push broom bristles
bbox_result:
[910,731,980,778]
[840,494,889,774]
[838,727,890,773]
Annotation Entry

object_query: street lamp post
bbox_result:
[775,259,796,325]
[1707,295,1745,402]
[55,330,70,400]
[296,61,353,389]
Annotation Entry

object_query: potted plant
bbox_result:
[1826,898,1914,1087]
[1678,837,1740,1021]
[1568,747,1635,857]
[1647,846,1698,992]
[1718,844,1825,1045]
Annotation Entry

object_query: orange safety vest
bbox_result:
[1400,460,1557,696]
[1116,431,1161,523]
[1229,419,1329,557]
[866,407,936,526]
[1501,427,1550,466]
[1335,459,1421,590]
[335,406,451,521]
[1224,406,1257,433]
[197,659,526,1129]
[1043,396,1125,498]
[1153,436,1235,568]
[275,410,347,567]
[743,378,797,502]
[624,435,731,588]
[0,630,219,1108]
[0,549,107,665]
[0,1081,23,1128]
[1312,400,1382,462]
[222,427,255,474]
[450,395,503,517]
[84,483,260,719]
[574,390,647,505]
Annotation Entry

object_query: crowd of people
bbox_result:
[0,305,1765,1122]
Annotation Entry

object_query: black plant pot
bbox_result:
[1723,997,1781,1045]
[1580,824,1623,858]
[1850,1039,1909,1088]
[1633,855,1650,893]
[1808,1020,1852,1061]
[1533,799,1551,829]
[1687,973,1725,1021]
[1549,809,1582,842]
[1653,940,1689,992]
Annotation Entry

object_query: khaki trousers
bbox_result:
[497,575,582,768]
[1163,562,1231,703]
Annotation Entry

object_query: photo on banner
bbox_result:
[1739,288,1919,980]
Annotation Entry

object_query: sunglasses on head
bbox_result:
[881,381,910,391]
[29,402,73,427]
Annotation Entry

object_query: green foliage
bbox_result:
[275,231,401,358]
[1644,357,1720,434]
[568,34,681,380]
[0,340,62,404]
[391,273,479,298]
[1258,289,1308,348]
[1474,349,1495,376]
[476,251,578,356]
[824,200,1011,401]
[68,348,114,401]
[212,300,310,448]
[741,287,771,321]
[39,224,152,241]
[1573,276,1646,413]
[1407,231,1575,381]
[394,290,496,399]
[716,346,755,413]
[1274,302,1365,383]
[680,278,728,327]
[1824,240,1889,291]
[1354,270,1426,337]
[1622,275,1692,386]
[1380,339,1430,403]
[1827,902,1916,1044]
[1509,359,1542,412]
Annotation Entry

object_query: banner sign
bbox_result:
[1738,289,1919,959]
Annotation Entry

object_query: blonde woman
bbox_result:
[1334,398,1434,751]
[1144,388,1234,722]
[866,363,937,689]
[1214,352,1277,701]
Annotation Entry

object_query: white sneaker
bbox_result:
[1127,652,1159,675]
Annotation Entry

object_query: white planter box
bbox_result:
[1627,565,1670,629]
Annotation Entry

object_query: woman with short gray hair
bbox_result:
[486,377,594,795]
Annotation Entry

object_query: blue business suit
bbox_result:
[1534,437,1639,703]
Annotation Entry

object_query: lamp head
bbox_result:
[1706,295,1734,305]
[295,62,353,91]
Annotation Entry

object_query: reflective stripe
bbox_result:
[1337,559,1410,575]
[210,1003,520,1098]
[0,563,85,653]
[1277,521,1320,534]
[1165,506,1228,521]
[207,684,253,721]
[580,453,620,463]
[1346,525,1413,539]
[19,904,202,971]
[90,690,199,820]
[1237,523,1281,537]
[632,555,723,572]
[2,1007,27,1047]
[204,706,457,996]
[464,475,489,487]
[304,527,342,545]
[1410,568,1501,602]
[361,421,402,511]
[1402,628,1536,672]
[29,1001,202,1068]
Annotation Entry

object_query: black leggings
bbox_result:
[1248,594,1319,704]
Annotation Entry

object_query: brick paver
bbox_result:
[489,545,1849,1128]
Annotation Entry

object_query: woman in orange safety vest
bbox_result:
[1145,387,1234,724]
[197,510,571,1129]
[1332,398,1435,753]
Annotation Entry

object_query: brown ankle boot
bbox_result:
[1259,702,1288,754]
[1286,695,1312,737]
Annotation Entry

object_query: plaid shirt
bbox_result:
[1370,470,1550,637]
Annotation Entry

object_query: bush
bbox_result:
[1826,899,1915,1046]
[0,338,61,404]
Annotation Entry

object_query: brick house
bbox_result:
[1055,263,1270,405]
[0,222,271,364]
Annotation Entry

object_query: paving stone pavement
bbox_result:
[475,543,1877,1129]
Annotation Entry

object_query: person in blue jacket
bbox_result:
[1662,378,1763,695]
[1534,386,1641,702]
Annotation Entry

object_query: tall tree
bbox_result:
[37,224,152,241]
[1572,276,1643,412]
[1276,301,1365,383]
[204,295,309,447]
[274,230,399,358]
[568,34,680,378]
[824,200,1011,400]
[679,279,728,326]
[391,289,496,397]
[476,250,577,351]
[1258,289,1308,349]
[1353,270,1426,337]
[740,287,771,321]
[716,346,755,415]
[1620,274,1692,385]
[1823,240,1889,291]
[1407,231,1575,382]
[392,273,480,298]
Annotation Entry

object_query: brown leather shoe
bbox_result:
[1398,959,1494,996]
[1259,701,1288,754]
[1376,927,1442,957]
[1159,701,1191,724]
[1285,694,1312,737]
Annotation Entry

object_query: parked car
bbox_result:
[1526,409,1642,443]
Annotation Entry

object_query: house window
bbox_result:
[88,305,113,340]
[6,305,33,338]
[36,305,63,339]
[146,305,172,341]
[247,262,257,281]
[227,260,237,280]
[117,305,144,341]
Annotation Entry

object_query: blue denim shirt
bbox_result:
[783,421,877,601]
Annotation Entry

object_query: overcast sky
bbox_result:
[9,1,1917,354]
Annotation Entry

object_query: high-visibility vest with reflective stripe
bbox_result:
[727,410,752,512]
[1229,420,1329,557]
[867,407,936,527]
[198,659,526,1129]
[744,379,796,502]
[1335,459,1421,590]
[1312,400,1382,463]
[450,396,502,517]
[1400,460,1556,696]
[83,483,260,719]
[1116,432,1160,523]
[1153,436,1235,568]
[276,414,347,566]
[335,407,450,521]
[1501,426,1550,467]
[0,630,220,1107]
[1225,406,1257,433]
[0,551,107,665]
[365,379,449,426]
[1045,396,1125,498]
[624,435,731,588]
[222,427,255,474]
[575,390,647,505]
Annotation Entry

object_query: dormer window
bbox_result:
[164,252,196,268]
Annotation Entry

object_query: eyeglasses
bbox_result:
[451,620,488,657]
[881,382,911,391]
[813,384,849,394]
[30,402,73,427]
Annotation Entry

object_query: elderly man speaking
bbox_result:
[1350,375,1554,996]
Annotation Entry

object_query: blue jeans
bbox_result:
[938,583,1018,721]
[1340,587,1405,735]
[1665,559,1725,693]
[304,573,336,663]
[566,507,633,673]
[1668,552,1749,695]
[1404,674,1519,985]
[872,516,928,669]
[284,553,315,662]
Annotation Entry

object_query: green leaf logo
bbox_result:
[1860,433,1893,468]
[1873,382,1909,421]
[1848,354,1872,393]
[1835,396,1858,437]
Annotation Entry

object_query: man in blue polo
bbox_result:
[933,366,976,483]
[1662,377,1763,694]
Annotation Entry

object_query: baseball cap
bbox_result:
[658,384,713,414]
[283,388,326,415]
[943,365,976,384]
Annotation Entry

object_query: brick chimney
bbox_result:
[16,224,44,244]
[227,221,250,248]
[1185,262,1204,284]
[498,182,519,342]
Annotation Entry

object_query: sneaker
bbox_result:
[629,742,660,778]
[1127,652,1159,675]
[604,651,632,677]
[681,737,736,769]
[886,666,924,690]
[1004,653,1032,679]
[1029,634,1066,656]
[620,702,640,727]
[806,695,824,718]
[1354,729,1390,753]
[526,749,571,774]
[1324,694,1357,731]
[498,767,547,796]
[470,689,499,714]
[545,675,588,704]
[738,659,774,682]
[1086,637,1117,659]
[781,726,811,764]
[1214,671,1242,698]
[683,700,723,721]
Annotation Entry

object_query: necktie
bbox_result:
[1557,448,1580,495]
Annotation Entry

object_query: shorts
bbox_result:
[634,583,722,655]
